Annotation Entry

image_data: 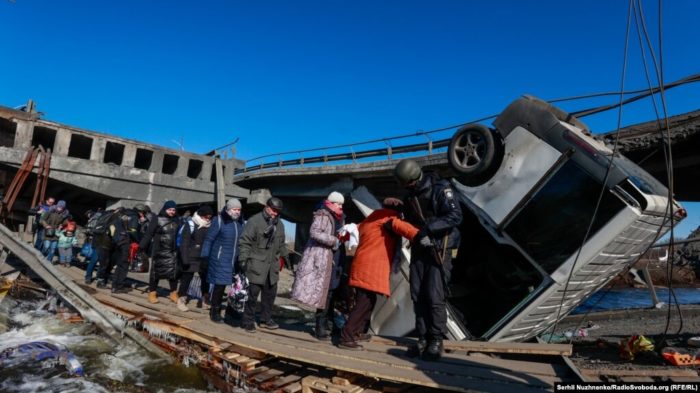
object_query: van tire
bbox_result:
[448,124,498,184]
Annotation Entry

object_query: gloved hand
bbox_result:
[418,235,433,248]
[416,226,430,240]
[382,219,394,234]
[238,259,248,273]
[282,255,292,271]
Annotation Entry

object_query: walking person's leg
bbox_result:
[258,278,278,329]
[242,283,262,332]
[176,272,194,311]
[209,284,226,323]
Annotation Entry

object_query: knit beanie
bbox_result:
[327,191,345,205]
[163,200,177,210]
[56,200,66,209]
[226,198,242,210]
[197,205,214,217]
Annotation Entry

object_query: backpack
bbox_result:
[176,218,196,248]
[90,210,119,236]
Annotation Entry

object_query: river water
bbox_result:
[0,293,218,393]
[574,287,700,314]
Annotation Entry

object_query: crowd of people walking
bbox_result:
[30,159,461,361]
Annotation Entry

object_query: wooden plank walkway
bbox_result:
[54,265,571,392]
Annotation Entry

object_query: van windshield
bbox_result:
[505,160,626,274]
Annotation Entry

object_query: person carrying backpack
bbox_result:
[95,207,140,293]
[139,200,180,304]
[175,205,214,312]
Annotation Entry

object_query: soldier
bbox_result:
[238,197,289,333]
[394,159,462,361]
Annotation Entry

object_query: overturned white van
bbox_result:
[364,95,685,342]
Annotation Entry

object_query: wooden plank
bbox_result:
[224,352,242,361]
[254,368,285,383]
[580,368,699,378]
[619,377,655,382]
[284,382,302,393]
[372,336,572,356]
[271,374,304,389]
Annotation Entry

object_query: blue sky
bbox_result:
[1,0,698,237]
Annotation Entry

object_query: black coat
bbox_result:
[140,213,180,279]
[178,218,209,273]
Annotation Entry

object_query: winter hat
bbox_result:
[163,200,177,210]
[197,205,214,217]
[382,197,404,212]
[327,191,345,205]
[56,200,66,209]
[226,198,242,210]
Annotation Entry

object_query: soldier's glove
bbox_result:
[382,219,395,234]
[418,235,433,248]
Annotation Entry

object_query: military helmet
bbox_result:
[133,203,151,213]
[394,159,423,186]
[267,197,284,211]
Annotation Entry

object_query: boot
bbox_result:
[169,291,179,303]
[315,315,331,341]
[148,291,159,304]
[177,297,189,312]
[422,339,443,361]
[406,337,427,358]
[210,306,223,323]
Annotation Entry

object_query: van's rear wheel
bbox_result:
[448,124,497,183]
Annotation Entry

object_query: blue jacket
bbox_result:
[201,209,244,285]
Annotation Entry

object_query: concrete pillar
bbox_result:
[122,144,137,167]
[13,119,33,149]
[174,155,188,178]
[150,151,164,173]
[224,162,234,184]
[90,138,106,162]
[200,159,213,181]
[53,128,71,156]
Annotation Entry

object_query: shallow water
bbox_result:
[573,287,700,314]
[0,294,217,393]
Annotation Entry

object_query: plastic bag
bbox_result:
[80,243,93,258]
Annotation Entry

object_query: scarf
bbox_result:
[323,200,343,221]
[192,213,211,228]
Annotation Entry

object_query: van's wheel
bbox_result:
[448,124,497,183]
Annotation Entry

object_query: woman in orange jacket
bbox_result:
[338,198,418,350]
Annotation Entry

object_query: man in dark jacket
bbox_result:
[395,159,462,361]
[140,200,180,304]
[94,207,138,290]
[238,197,289,333]
[32,196,55,250]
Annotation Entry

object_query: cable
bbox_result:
[546,0,635,344]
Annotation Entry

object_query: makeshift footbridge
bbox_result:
[0,223,585,393]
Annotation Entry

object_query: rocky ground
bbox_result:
[556,305,700,372]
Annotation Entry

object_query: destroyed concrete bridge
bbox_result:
[1,100,699,227]
[0,103,248,222]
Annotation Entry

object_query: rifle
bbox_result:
[408,197,452,297]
